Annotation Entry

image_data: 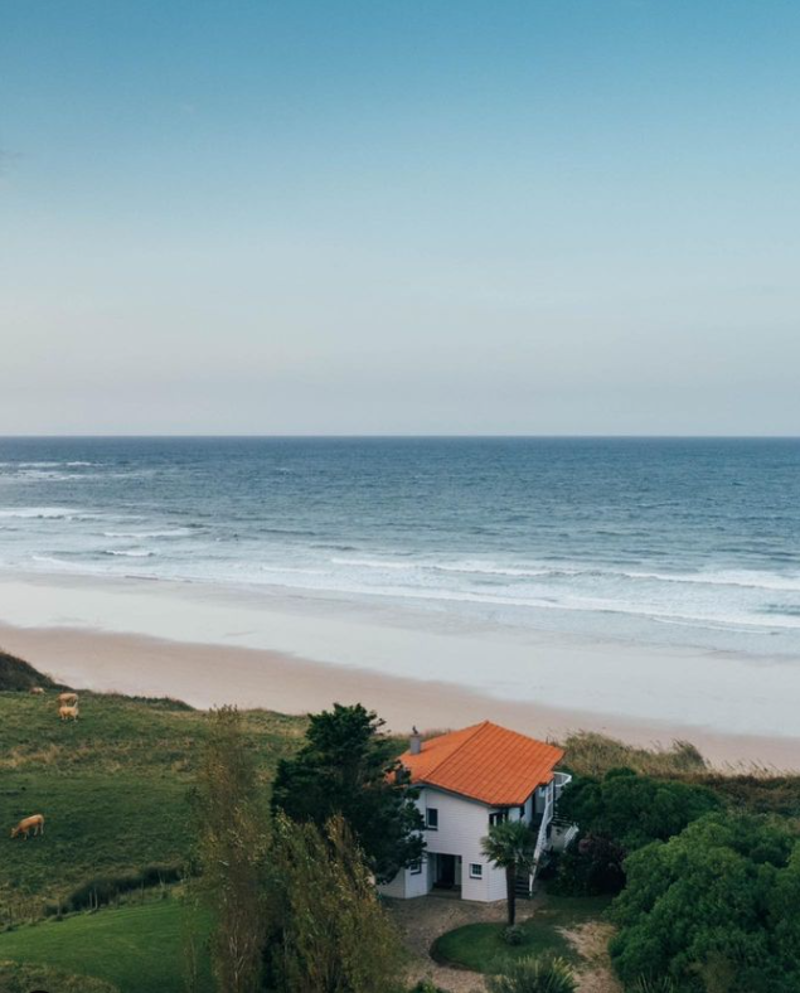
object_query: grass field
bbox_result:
[431,895,612,974]
[0,897,213,993]
[0,689,305,917]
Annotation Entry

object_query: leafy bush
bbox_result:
[550,833,626,896]
[558,769,721,853]
[409,981,446,993]
[48,864,182,914]
[502,924,525,946]
[609,812,800,993]
[487,954,577,993]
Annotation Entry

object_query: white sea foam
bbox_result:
[103,549,156,558]
[0,506,81,519]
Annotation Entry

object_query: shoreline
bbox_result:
[1,620,798,770]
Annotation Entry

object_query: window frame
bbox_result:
[426,807,439,831]
[469,863,483,879]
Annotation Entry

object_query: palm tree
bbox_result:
[481,819,538,926]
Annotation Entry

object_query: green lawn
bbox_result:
[431,895,612,974]
[0,690,305,916]
[0,897,213,993]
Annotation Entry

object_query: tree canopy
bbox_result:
[558,768,721,852]
[270,703,424,882]
[609,811,800,993]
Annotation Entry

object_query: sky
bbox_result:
[1,1,799,435]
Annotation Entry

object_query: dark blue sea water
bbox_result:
[1,437,799,656]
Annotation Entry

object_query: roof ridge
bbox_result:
[421,720,491,782]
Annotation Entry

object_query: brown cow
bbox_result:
[58,692,79,706]
[29,687,45,696]
[11,814,45,839]
[59,704,79,722]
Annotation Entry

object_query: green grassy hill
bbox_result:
[0,686,306,918]
[0,898,213,993]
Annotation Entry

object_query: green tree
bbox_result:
[481,820,538,926]
[271,812,403,993]
[487,954,577,993]
[271,703,424,882]
[558,768,720,851]
[609,812,800,993]
[192,706,270,993]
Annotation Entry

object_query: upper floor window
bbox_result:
[489,810,508,827]
[426,807,439,830]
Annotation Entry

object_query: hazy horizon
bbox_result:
[2,2,799,435]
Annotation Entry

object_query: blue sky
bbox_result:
[2,1,799,434]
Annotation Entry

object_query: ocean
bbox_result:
[1,436,799,659]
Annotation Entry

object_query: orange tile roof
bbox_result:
[400,721,565,807]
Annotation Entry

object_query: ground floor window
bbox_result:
[409,860,422,875]
[469,863,483,879]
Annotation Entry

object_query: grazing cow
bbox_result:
[59,704,79,722]
[58,692,79,706]
[29,687,45,695]
[11,814,45,839]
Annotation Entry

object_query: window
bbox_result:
[409,860,422,875]
[469,863,483,879]
[426,807,439,830]
[489,810,508,827]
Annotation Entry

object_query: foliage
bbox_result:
[481,820,538,925]
[550,833,626,896]
[431,895,610,973]
[558,769,721,853]
[271,812,403,993]
[0,959,120,993]
[561,733,707,779]
[271,703,424,882]
[503,924,525,945]
[192,706,270,993]
[609,811,800,993]
[0,898,213,993]
[486,954,577,993]
[47,864,181,915]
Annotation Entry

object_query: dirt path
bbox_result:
[562,921,623,993]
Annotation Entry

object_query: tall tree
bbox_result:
[192,706,270,993]
[271,703,424,882]
[481,820,538,926]
[271,812,403,993]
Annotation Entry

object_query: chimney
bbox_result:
[409,726,422,755]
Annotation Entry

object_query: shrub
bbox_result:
[487,954,577,993]
[609,812,800,993]
[550,833,626,896]
[502,924,525,946]
[49,864,182,914]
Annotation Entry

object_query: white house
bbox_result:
[380,720,576,903]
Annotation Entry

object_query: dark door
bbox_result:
[437,854,456,888]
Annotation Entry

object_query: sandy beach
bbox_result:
[1,617,798,771]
